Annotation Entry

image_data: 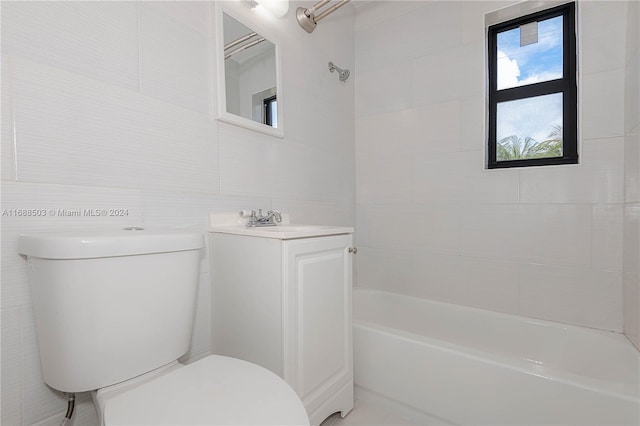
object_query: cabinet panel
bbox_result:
[210,234,284,375]
[300,252,346,396]
[284,234,353,414]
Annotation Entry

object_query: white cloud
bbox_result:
[497,49,520,90]
[518,70,563,86]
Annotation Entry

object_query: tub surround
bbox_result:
[354,0,632,334]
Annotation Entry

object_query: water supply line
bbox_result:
[60,393,76,426]
[296,0,350,33]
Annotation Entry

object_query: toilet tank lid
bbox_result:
[18,230,203,259]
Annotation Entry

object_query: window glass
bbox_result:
[496,93,563,161]
[496,16,563,90]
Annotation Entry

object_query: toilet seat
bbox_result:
[101,355,309,425]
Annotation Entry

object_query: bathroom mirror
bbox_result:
[215,6,283,137]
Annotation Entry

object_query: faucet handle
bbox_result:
[247,210,258,227]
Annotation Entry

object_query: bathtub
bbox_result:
[353,288,640,426]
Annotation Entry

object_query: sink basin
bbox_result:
[210,223,353,240]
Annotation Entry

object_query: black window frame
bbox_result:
[263,95,277,128]
[487,2,578,169]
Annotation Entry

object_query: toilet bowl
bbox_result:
[18,230,309,425]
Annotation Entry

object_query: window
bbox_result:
[487,2,577,169]
[263,95,278,128]
[251,87,278,129]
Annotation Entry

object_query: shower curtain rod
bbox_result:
[297,0,351,33]
[224,32,259,51]
[224,36,266,60]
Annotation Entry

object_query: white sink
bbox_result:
[208,214,353,240]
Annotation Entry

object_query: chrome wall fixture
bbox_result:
[328,61,350,82]
[296,0,350,33]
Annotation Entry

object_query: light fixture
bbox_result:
[248,0,289,18]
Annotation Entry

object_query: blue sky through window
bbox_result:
[496,16,563,90]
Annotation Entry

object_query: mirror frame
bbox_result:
[214,3,284,138]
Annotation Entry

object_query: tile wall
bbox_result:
[623,0,640,350]
[0,2,355,424]
[354,1,629,332]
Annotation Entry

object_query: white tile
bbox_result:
[1,306,22,426]
[518,263,623,332]
[413,151,520,204]
[11,57,219,193]
[623,278,640,350]
[581,68,625,140]
[139,3,212,114]
[355,246,413,293]
[1,1,139,90]
[410,41,484,108]
[460,204,592,266]
[271,198,354,227]
[218,123,350,201]
[140,1,211,35]
[623,208,640,348]
[1,182,142,308]
[626,132,640,204]
[354,1,426,32]
[2,54,15,181]
[625,49,640,134]
[410,252,519,314]
[580,0,628,75]
[592,205,623,272]
[519,137,625,204]
[355,2,462,72]
[460,95,485,153]
[354,203,372,248]
[623,203,640,279]
[355,61,412,117]
[367,203,460,255]
[288,91,354,155]
[357,153,412,203]
[356,100,462,156]
[626,1,640,57]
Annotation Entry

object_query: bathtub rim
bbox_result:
[353,287,640,402]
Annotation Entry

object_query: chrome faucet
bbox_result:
[247,209,282,227]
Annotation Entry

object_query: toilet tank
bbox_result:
[18,229,203,393]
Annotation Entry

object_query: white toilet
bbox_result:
[18,229,309,425]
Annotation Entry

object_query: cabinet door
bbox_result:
[282,234,353,411]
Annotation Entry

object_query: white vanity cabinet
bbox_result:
[209,221,354,426]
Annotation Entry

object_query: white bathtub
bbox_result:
[353,288,640,426]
